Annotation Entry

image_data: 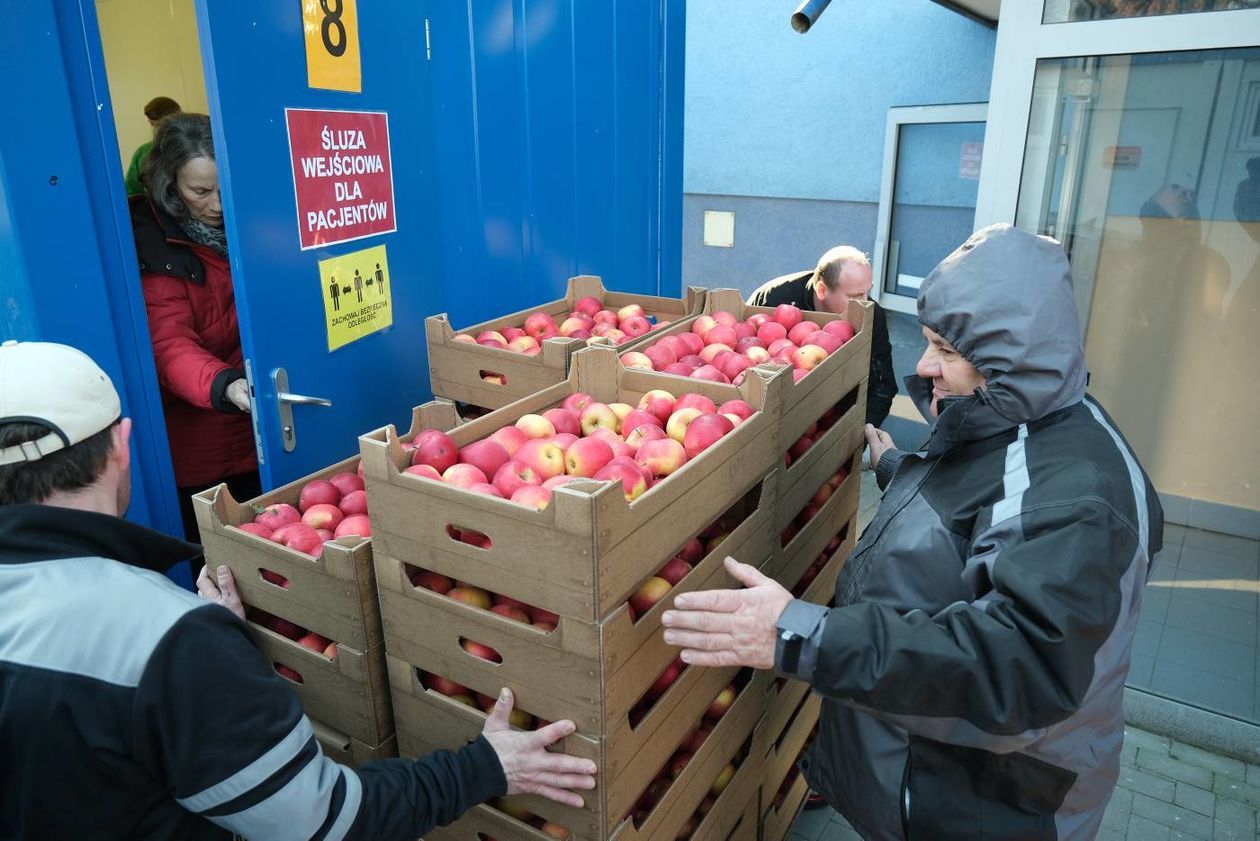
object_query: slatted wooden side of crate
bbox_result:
[312,718,397,767]
[759,692,822,841]
[427,275,707,409]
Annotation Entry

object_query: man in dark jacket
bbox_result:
[664,225,1162,840]
[0,340,596,840]
[747,247,897,427]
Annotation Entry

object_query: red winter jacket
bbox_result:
[131,199,257,487]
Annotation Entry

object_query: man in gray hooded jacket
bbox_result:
[662,223,1162,840]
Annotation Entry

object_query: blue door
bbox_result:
[195,2,442,487]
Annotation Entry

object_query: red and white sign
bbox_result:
[1103,145,1142,169]
[286,108,396,250]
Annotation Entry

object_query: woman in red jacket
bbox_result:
[131,113,259,549]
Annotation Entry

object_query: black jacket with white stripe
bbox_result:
[0,504,505,840]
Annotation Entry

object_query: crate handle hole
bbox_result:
[274,663,304,684]
[447,525,492,550]
[459,638,503,664]
[479,370,507,386]
[259,568,291,589]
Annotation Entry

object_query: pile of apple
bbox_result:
[452,296,668,355]
[628,684,742,832]
[235,472,371,558]
[418,670,544,731]
[779,464,850,548]
[402,388,753,514]
[619,303,855,386]
[783,394,854,469]
[490,799,570,840]
[791,525,849,598]
[408,568,560,664]
[246,605,338,666]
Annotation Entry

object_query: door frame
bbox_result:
[974,3,1260,229]
[872,102,987,315]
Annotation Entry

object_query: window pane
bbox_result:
[1043,0,1260,24]
[1016,47,1260,722]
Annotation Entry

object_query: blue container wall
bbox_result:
[682,2,995,295]
[0,0,184,553]
[427,0,684,329]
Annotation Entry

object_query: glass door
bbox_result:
[873,104,987,314]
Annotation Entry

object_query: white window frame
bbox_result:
[872,103,988,315]
[974,4,1260,229]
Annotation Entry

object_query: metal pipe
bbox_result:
[791,0,833,33]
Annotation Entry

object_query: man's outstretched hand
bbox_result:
[482,689,598,808]
[196,564,245,621]
[660,557,793,670]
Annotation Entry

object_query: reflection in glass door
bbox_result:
[1016,47,1260,722]
[874,105,986,314]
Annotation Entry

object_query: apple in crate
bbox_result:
[646,656,684,699]
[238,522,273,540]
[579,403,619,435]
[657,556,692,586]
[541,408,580,437]
[705,684,737,720]
[298,479,341,513]
[493,461,539,498]
[423,672,470,698]
[333,514,370,538]
[665,407,702,443]
[411,570,454,593]
[255,503,300,531]
[270,523,323,557]
[412,430,459,473]
[711,763,736,796]
[629,576,672,620]
[510,485,553,511]
[594,458,648,502]
[459,440,510,480]
[301,503,343,531]
[540,823,570,841]
[462,639,502,663]
[275,664,303,684]
[337,489,368,517]
[515,440,565,481]
[489,425,528,456]
[328,472,364,496]
[442,464,488,489]
[562,392,594,415]
[625,424,666,449]
[635,438,687,478]
[774,304,803,329]
[447,586,492,610]
[683,413,734,459]
[565,437,614,478]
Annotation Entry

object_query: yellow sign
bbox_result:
[320,244,392,351]
[301,0,362,93]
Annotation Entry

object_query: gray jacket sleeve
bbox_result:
[874,448,906,490]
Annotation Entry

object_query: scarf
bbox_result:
[179,217,229,257]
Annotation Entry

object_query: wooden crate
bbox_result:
[361,348,788,624]
[408,668,769,840]
[192,402,459,650]
[427,275,707,409]
[770,444,863,582]
[759,693,822,841]
[312,718,397,767]
[610,288,872,446]
[774,397,865,534]
[718,796,758,841]
[249,620,393,746]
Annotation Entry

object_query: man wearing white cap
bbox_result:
[0,340,596,840]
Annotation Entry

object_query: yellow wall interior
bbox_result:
[96,0,209,170]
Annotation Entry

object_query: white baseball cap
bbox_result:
[0,340,122,466]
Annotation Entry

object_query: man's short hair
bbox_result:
[0,420,118,504]
[813,246,871,291]
[143,96,181,122]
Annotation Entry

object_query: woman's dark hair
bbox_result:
[143,112,216,220]
[0,421,117,505]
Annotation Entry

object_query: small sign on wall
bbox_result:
[286,108,397,249]
[703,210,735,248]
[1103,146,1142,169]
[301,0,362,92]
[959,142,983,179]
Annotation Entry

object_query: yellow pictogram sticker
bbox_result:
[320,244,392,351]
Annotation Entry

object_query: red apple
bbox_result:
[646,656,684,698]
[565,436,615,478]
[757,321,788,345]
[690,365,730,384]
[260,569,290,589]
[462,639,502,663]
[404,463,442,480]
[683,413,735,459]
[448,586,493,610]
[502,326,526,341]
[629,576,672,619]
[297,480,341,513]
[621,408,663,434]
[594,457,649,502]
[823,319,855,342]
[541,408,581,437]
[338,490,368,517]
[516,440,565,480]
[718,399,753,421]
[706,685,736,720]
[745,346,771,364]
[792,345,828,371]
[271,523,323,556]
[539,823,570,841]
[767,338,796,357]
[493,460,540,498]
[665,407,703,443]
[477,330,508,346]
[643,344,677,370]
[489,425,529,457]
[625,423,667,449]
[238,522,273,540]
[515,414,556,440]
[558,316,589,337]
[459,439,511,480]
[412,431,459,473]
[676,332,704,356]
[684,728,710,754]
[490,603,530,624]
[773,304,803,330]
[528,605,559,626]
[635,438,687,478]
[669,751,693,779]
[691,315,717,340]
[711,763,736,796]
[674,394,718,415]
[523,311,557,339]
[469,483,504,498]
[620,351,654,371]
[412,570,454,593]
[328,472,364,497]
[787,321,817,346]
[275,664,303,683]
[510,484,553,510]
[442,463,489,489]
[657,556,693,586]
[636,389,677,423]
[579,403,619,436]
[424,672,470,697]
[549,432,579,454]
[620,315,652,338]
[562,392,594,415]
[705,324,737,348]
[301,503,343,531]
[541,475,578,490]
[806,330,843,355]
[574,296,603,318]
[617,303,646,321]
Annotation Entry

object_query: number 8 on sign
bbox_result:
[301,0,361,93]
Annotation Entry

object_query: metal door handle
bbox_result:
[272,367,332,453]
[277,391,333,407]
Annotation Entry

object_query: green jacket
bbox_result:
[124,141,152,197]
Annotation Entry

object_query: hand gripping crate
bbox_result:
[426,275,707,410]
[610,287,872,446]
[379,477,778,838]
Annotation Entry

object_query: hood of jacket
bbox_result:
[908,223,1087,452]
